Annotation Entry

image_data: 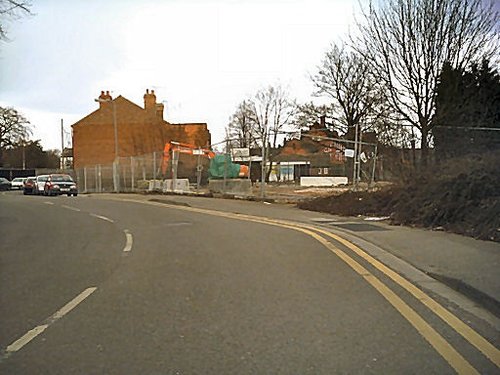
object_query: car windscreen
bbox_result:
[52,175,73,182]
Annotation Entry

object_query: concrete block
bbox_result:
[300,176,348,187]
[209,179,252,195]
[163,179,190,193]
[148,179,164,191]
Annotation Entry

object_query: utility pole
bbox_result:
[22,140,26,170]
[60,119,64,170]
[223,137,229,193]
[260,131,267,199]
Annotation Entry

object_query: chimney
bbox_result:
[144,88,157,112]
[155,103,164,120]
[98,90,113,109]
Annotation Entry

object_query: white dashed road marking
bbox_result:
[3,287,97,357]
[61,205,80,212]
[5,325,49,353]
[89,213,114,223]
[123,230,133,252]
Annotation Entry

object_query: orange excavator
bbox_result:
[161,141,215,176]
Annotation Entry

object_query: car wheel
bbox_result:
[73,193,78,197]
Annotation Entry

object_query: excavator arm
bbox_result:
[161,141,215,175]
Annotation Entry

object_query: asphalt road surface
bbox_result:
[0,191,498,374]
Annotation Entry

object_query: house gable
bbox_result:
[72,90,211,168]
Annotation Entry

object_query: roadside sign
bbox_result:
[231,148,250,157]
[345,149,354,158]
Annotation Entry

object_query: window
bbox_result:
[323,167,329,174]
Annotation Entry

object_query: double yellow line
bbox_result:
[117,197,500,374]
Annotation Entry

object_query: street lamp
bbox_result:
[21,139,27,170]
[94,96,119,192]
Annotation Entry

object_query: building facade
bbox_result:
[272,118,347,181]
[72,90,211,168]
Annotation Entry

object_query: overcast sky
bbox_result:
[0,0,362,151]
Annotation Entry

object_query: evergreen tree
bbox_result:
[433,60,500,158]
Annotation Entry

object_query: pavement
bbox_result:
[96,187,500,327]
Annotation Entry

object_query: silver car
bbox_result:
[10,177,27,190]
[33,175,49,195]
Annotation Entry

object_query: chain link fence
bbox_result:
[74,139,381,194]
[75,152,163,193]
[74,151,211,193]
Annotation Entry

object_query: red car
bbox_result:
[23,176,37,195]
[44,174,78,196]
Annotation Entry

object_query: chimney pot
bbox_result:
[144,88,156,111]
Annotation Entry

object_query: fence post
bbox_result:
[98,164,102,193]
[171,149,178,192]
[83,167,87,193]
[260,134,267,199]
[113,161,118,193]
[94,165,98,193]
[122,162,127,192]
[153,152,157,191]
[370,143,378,188]
[196,153,202,191]
[131,156,135,192]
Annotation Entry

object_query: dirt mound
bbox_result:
[298,152,500,242]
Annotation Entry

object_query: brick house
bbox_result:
[272,117,347,181]
[71,90,211,168]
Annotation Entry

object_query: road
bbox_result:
[0,191,498,374]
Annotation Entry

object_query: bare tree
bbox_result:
[226,100,257,148]
[249,84,296,180]
[0,106,31,165]
[356,0,499,162]
[312,43,380,136]
[0,0,32,41]
[293,102,338,131]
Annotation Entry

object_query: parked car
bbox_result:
[44,174,78,196]
[0,177,11,191]
[11,177,27,190]
[23,177,37,195]
[33,175,49,195]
